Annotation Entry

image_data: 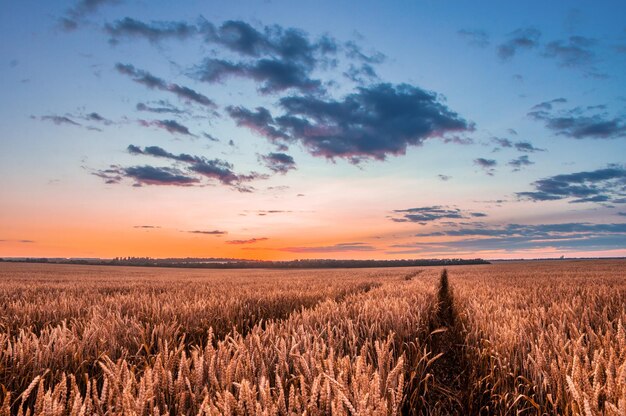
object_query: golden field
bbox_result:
[0,260,624,415]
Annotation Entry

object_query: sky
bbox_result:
[1,0,625,260]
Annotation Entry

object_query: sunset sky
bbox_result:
[1,0,625,260]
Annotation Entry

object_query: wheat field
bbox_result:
[0,260,624,415]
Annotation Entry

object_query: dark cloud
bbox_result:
[138,119,195,136]
[133,225,161,229]
[531,98,567,111]
[230,83,471,162]
[259,152,296,174]
[542,36,597,68]
[344,63,379,84]
[508,155,534,171]
[497,27,541,60]
[618,212,626,217]
[438,174,451,181]
[277,242,376,253]
[458,29,490,48]
[474,158,497,175]
[391,206,487,224]
[126,144,267,190]
[195,57,322,94]
[529,103,626,139]
[39,115,81,127]
[405,222,626,253]
[514,141,545,153]
[226,237,268,245]
[516,165,626,204]
[136,101,186,115]
[61,0,120,31]
[123,165,200,186]
[187,230,227,235]
[207,20,337,65]
[83,112,112,125]
[106,17,197,43]
[90,165,123,184]
[0,239,35,243]
[191,20,345,94]
[227,106,289,141]
[492,137,513,148]
[115,63,216,108]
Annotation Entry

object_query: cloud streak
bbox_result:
[116,63,216,108]
[390,206,487,224]
[516,165,626,204]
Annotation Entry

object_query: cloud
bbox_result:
[207,20,337,65]
[542,36,597,68]
[508,155,534,171]
[136,101,186,115]
[437,174,451,181]
[122,165,200,186]
[39,115,81,127]
[226,106,289,141]
[401,222,626,253]
[133,225,161,229]
[126,144,267,190]
[0,239,35,244]
[190,20,345,94]
[390,206,487,224]
[202,133,220,142]
[277,242,377,253]
[618,212,626,217]
[106,17,198,43]
[458,29,490,48]
[497,27,541,60]
[529,103,626,140]
[195,57,322,94]
[115,63,216,108]
[492,137,512,148]
[138,119,195,136]
[516,165,626,204]
[83,112,112,125]
[514,141,545,152]
[226,237,268,245]
[229,83,471,162]
[531,98,567,111]
[259,152,296,174]
[254,210,292,216]
[474,158,497,175]
[187,230,228,235]
[61,0,120,31]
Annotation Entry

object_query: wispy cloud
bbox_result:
[497,27,541,60]
[517,165,626,204]
[390,206,487,224]
[529,101,626,139]
[277,242,377,253]
[116,63,216,108]
[226,237,268,245]
[186,230,227,235]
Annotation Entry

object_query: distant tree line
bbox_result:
[1,257,489,269]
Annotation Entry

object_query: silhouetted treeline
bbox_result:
[0,257,489,269]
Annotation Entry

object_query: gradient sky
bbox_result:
[1,0,625,260]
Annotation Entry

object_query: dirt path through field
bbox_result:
[404,269,469,415]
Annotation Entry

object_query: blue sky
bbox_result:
[0,0,625,259]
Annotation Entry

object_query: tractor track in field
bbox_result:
[404,269,470,415]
